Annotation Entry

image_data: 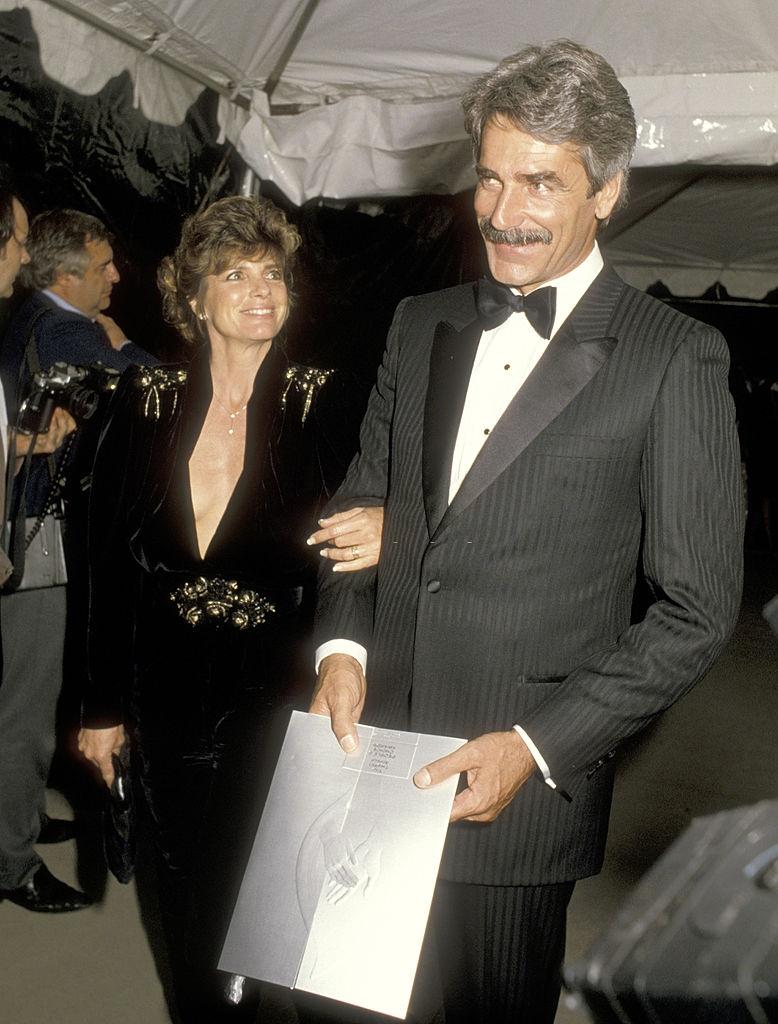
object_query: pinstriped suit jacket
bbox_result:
[315,264,744,886]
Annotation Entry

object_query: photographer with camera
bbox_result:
[0,203,155,913]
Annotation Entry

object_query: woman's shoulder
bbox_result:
[281,361,339,423]
[119,363,189,423]
[281,361,369,472]
[283,361,338,392]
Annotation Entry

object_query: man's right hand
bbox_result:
[309,653,366,753]
[11,407,77,461]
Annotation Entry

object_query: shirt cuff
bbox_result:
[315,639,367,675]
[512,724,560,792]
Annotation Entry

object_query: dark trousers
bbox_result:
[296,876,575,1024]
[425,878,575,1024]
[0,586,66,889]
[138,703,282,1024]
[134,654,294,1021]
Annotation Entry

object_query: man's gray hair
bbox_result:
[21,208,113,290]
[462,40,637,210]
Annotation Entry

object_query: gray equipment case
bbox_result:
[565,801,778,1023]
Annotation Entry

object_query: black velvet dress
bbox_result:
[81,343,361,1021]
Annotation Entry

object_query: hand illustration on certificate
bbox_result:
[219,712,463,1019]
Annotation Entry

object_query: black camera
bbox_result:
[17,361,120,435]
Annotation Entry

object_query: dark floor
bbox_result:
[1,554,776,1024]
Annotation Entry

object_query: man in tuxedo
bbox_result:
[0,207,154,912]
[310,41,743,1023]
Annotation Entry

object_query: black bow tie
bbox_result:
[476,277,557,339]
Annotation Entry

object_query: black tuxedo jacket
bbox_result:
[315,265,744,886]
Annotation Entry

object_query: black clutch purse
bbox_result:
[102,743,136,884]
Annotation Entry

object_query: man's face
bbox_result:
[473,118,621,292]
[0,198,30,299]
[59,237,120,318]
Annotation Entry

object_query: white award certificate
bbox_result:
[219,710,464,1019]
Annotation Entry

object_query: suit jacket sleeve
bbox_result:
[313,299,408,651]
[35,315,156,373]
[520,324,744,794]
[116,340,158,368]
[303,370,370,507]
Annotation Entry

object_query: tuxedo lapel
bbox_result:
[422,316,482,537]
[437,266,624,534]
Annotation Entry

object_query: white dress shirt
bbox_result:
[42,288,88,317]
[317,245,605,787]
[449,246,602,500]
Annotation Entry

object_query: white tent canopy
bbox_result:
[3,0,778,296]
[602,167,778,297]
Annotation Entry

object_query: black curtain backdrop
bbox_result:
[0,6,239,358]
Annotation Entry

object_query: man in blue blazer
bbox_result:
[2,207,153,394]
[311,41,744,1024]
[0,207,155,913]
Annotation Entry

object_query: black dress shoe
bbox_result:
[0,864,92,912]
[37,814,79,844]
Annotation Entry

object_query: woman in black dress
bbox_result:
[77,195,381,1021]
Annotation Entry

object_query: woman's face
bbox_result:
[193,249,289,347]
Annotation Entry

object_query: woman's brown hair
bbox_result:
[158,195,301,345]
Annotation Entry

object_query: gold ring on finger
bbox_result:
[350,545,359,560]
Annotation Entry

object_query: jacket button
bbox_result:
[426,579,441,593]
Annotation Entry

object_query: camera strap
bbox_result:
[4,439,38,590]
[3,308,67,592]
[17,306,58,482]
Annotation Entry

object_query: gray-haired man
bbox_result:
[311,41,743,1022]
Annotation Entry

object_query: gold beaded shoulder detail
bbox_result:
[281,364,335,425]
[133,367,188,421]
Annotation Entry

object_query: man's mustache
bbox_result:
[478,218,552,247]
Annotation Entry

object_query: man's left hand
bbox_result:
[95,313,128,351]
[414,730,536,822]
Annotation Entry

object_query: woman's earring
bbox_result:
[198,311,207,321]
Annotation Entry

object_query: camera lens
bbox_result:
[66,386,100,422]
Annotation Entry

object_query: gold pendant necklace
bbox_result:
[212,394,249,436]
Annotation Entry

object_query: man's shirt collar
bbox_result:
[42,288,91,320]
[511,243,604,338]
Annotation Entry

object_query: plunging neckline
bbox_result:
[186,446,247,562]
[173,344,282,566]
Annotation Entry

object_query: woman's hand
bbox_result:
[77,724,126,788]
[307,506,384,572]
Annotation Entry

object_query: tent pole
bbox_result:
[240,167,259,197]
[264,0,321,111]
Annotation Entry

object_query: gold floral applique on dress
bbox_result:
[281,365,334,425]
[134,367,188,421]
[168,576,276,629]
